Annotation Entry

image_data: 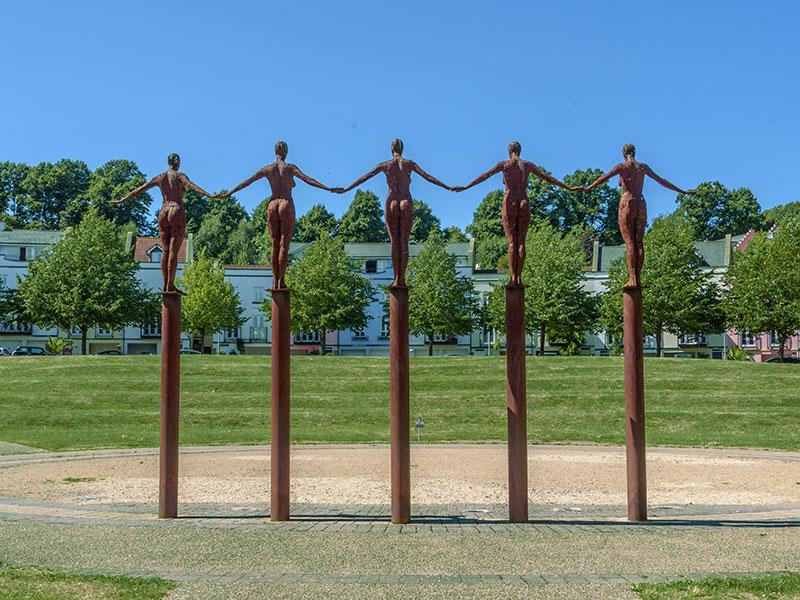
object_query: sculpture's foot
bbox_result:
[622,278,640,290]
[161,286,184,295]
[389,278,406,288]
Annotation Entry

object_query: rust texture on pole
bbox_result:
[623,286,647,521]
[159,291,181,519]
[389,284,411,524]
[270,288,291,522]
[505,284,528,523]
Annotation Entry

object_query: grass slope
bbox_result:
[0,355,797,452]
[0,565,174,600]
[634,572,800,599]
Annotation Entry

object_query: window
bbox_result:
[1,320,31,334]
[770,331,781,347]
[365,259,378,273]
[225,328,240,340]
[643,335,657,349]
[380,315,390,338]
[141,323,161,337]
[352,326,366,339]
[96,326,113,337]
[433,333,454,343]
[295,332,320,344]
[741,331,756,347]
[482,327,497,346]
[251,314,266,340]
[254,287,266,302]
[680,333,707,346]
[18,247,26,261]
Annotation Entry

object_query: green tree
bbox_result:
[486,223,596,355]
[21,159,90,229]
[337,190,388,242]
[182,189,211,234]
[81,160,153,231]
[676,181,761,240]
[195,194,250,263]
[250,197,272,265]
[761,201,800,229]
[443,225,468,243]
[228,218,258,265]
[526,172,559,224]
[17,210,148,354]
[407,232,477,355]
[410,199,441,242]
[279,236,376,354]
[553,168,622,244]
[466,190,505,270]
[178,252,246,349]
[723,219,800,359]
[294,203,338,242]
[599,215,722,356]
[0,162,33,227]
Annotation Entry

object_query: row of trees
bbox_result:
[3,207,800,358]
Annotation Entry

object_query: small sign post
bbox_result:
[415,418,425,443]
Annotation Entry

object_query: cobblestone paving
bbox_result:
[2,446,798,597]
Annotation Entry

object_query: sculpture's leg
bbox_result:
[159,291,181,518]
[268,202,282,287]
[398,199,412,286]
[169,229,184,293]
[278,202,295,289]
[505,284,528,522]
[159,222,171,292]
[389,284,410,524]
[623,286,647,521]
[270,287,291,521]
[386,200,402,286]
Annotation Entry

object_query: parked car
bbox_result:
[11,346,50,356]
[0,347,9,357]
[92,349,123,355]
[765,356,800,363]
[180,349,202,355]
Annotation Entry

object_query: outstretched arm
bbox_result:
[340,163,384,193]
[452,162,503,192]
[644,164,694,195]
[412,162,452,191]
[291,165,332,192]
[216,169,265,197]
[527,162,580,192]
[181,174,215,198]
[110,174,160,204]
[582,164,622,191]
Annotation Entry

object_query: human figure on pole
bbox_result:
[215,141,336,289]
[334,138,452,287]
[579,143,695,289]
[112,153,214,293]
[452,141,578,286]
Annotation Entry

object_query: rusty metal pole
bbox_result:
[159,291,181,519]
[389,284,411,524]
[505,284,528,523]
[270,288,291,522]
[623,286,647,521]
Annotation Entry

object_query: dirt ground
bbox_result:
[2,445,799,507]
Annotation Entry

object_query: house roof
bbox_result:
[133,237,189,263]
[0,229,66,245]
[288,241,474,261]
[598,235,736,272]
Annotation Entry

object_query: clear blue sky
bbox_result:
[1,1,798,231]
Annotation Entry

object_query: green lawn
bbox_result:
[0,565,174,600]
[0,355,797,452]
[634,573,800,599]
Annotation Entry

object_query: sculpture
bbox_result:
[581,144,695,288]
[452,141,577,286]
[112,153,213,293]
[335,138,452,287]
[216,141,335,289]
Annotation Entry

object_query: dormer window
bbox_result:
[18,247,26,261]
[148,245,163,264]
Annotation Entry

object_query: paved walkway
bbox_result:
[1,446,798,598]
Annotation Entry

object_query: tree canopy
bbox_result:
[294,203,338,242]
[599,215,723,356]
[178,252,246,347]
[337,190,388,243]
[281,235,376,353]
[410,199,442,242]
[17,210,149,354]
[723,219,800,358]
[676,181,761,240]
[407,232,477,355]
